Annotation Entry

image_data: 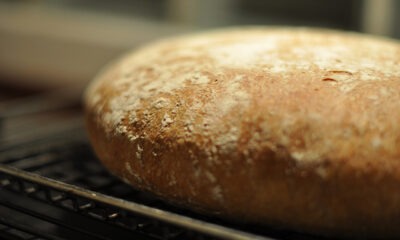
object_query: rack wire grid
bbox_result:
[0,95,322,240]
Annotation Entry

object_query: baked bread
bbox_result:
[84,27,400,239]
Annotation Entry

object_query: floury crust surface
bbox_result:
[85,27,400,239]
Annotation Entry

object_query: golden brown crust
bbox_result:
[84,27,400,239]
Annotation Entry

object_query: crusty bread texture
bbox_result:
[84,27,400,239]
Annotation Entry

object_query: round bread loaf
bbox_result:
[84,27,400,239]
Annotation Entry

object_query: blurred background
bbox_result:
[0,1,399,239]
[0,0,399,99]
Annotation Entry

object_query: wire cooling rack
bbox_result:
[0,95,322,240]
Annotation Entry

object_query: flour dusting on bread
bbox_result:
[85,27,400,238]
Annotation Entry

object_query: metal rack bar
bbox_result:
[0,164,270,240]
[0,189,151,240]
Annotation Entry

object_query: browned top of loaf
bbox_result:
[85,27,400,185]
